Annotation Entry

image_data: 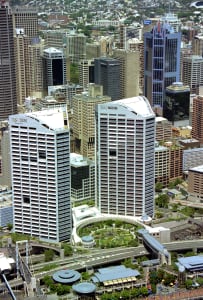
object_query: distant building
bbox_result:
[164,82,190,126]
[78,60,95,90]
[155,143,170,187]
[113,49,140,98]
[182,55,203,95]
[179,138,200,149]
[0,128,11,188]
[127,39,144,94]
[169,146,183,180]
[72,84,111,159]
[14,30,30,105]
[43,29,68,49]
[183,147,203,172]
[71,153,95,201]
[0,3,17,120]
[188,165,203,204]
[65,32,86,63]
[95,96,155,217]
[35,96,67,112]
[9,109,71,242]
[86,42,101,60]
[192,35,203,57]
[94,57,120,100]
[27,38,44,99]
[12,7,38,40]
[192,95,203,145]
[0,188,12,227]
[119,25,142,50]
[92,19,120,27]
[161,13,181,33]
[48,83,83,109]
[155,117,172,142]
[144,22,181,115]
[42,47,67,93]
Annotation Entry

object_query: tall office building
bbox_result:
[12,7,38,40]
[94,57,120,101]
[95,96,155,217]
[13,8,40,105]
[164,82,190,125]
[42,47,67,94]
[161,13,181,33]
[144,22,181,115]
[0,1,17,120]
[78,59,94,90]
[44,29,68,49]
[27,38,44,99]
[66,32,86,63]
[72,84,111,160]
[192,95,203,145]
[14,29,30,105]
[119,25,142,50]
[192,35,203,57]
[127,39,144,94]
[113,49,140,98]
[182,55,203,94]
[9,109,71,242]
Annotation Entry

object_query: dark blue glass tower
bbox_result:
[144,22,181,116]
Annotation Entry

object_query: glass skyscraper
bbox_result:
[144,22,181,116]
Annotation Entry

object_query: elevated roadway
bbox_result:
[2,240,203,290]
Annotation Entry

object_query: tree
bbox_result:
[81,271,91,280]
[156,194,169,208]
[155,182,163,192]
[171,203,178,212]
[44,249,55,262]
[70,63,79,84]
[62,243,73,256]
[7,223,13,231]
[185,279,193,289]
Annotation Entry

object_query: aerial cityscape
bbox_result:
[2,0,203,299]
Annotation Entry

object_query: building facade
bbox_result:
[192,95,203,145]
[78,59,95,90]
[188,165,203,204]
[94,57,120,101]
[0,2,17,120]
[72,84,111,160]
[144,22,181,115]
[182,55,203,95]
[183,148,203,172]
[95,96,155,217]
[155,143,170,187]
[66,32,86,63]
[164,82,190,125]
[12,7,38,40]
[155,117,172,142]
[70,153,95,202]
[113,49,140,99]
[9,109,71,242]
[42,47,67,93]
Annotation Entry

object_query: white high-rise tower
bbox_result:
[95,96,155,217]
[9,109,71,243]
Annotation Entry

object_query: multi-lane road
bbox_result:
[2,239,203,290]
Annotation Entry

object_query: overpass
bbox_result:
[164,239,203,252]
[138,229,171,265]
[2,240,203,291]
